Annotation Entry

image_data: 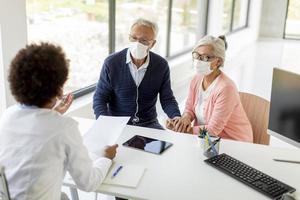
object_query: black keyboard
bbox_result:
[204,153,296,200]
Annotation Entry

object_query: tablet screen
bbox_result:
[122,135,173,154]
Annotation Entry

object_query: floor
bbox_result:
[65,37,300,199]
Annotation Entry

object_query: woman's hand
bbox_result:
[104,144,118,160]
[54,93,73,114]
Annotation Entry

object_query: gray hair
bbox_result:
[193,35,228,66]
[130,18,159,39]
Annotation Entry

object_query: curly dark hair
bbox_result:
[8,43,69,107]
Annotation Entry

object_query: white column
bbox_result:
[196,0,209,41]
[0,0,28,112]
[259,0,288,38]
[206,0,224,35]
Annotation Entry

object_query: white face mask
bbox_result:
[129,42,149,59]
[193,59,213,75]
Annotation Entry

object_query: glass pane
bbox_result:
[222,0,233,34]
[170,0,197,56]
[232,0,248,30]
[26,0,109,93]
[115,0,168,57]
[285,0,300,39]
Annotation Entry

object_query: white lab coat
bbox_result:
[0,105,111,200]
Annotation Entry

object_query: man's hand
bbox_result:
[54,94,73,114]
[166,118,175,130]
[104,144,118,160]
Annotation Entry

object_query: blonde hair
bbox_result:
[194,35,228,67]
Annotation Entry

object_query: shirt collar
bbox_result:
[126,49,150,70]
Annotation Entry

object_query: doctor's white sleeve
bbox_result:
[63,120,112,192]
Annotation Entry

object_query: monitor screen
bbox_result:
[268,68,300,147]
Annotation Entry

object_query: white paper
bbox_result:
[103,163,146,188]
[83,116,130,156]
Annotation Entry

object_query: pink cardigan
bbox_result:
[184,72,253,142]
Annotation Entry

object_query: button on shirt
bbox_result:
[0,105,112,200]
[126,49,150,86]
[195,76,219,125]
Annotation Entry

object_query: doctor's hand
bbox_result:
[104,144,118,160]
[54,93,73,114]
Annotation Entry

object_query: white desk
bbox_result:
[72,117,300,200]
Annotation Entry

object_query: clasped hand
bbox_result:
[166,116,193,134]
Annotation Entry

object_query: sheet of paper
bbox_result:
[103,163,146,188]
[83,116,130,156]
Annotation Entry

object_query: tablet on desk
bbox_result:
[122,135,173,154]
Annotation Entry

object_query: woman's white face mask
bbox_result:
[193,59,213,75]
[129,42,149,59]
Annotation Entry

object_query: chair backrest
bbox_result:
[239,92,270,145]
[0,165,10,200]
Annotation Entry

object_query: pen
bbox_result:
[273,159,300,164]
[111,165,123,178]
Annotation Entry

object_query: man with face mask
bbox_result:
[93,18,181,130]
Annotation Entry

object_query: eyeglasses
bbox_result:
[129,35,154,46]
[192,51,215,62]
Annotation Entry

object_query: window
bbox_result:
[169,0,197,56]
[115,0,168,57]
[26,0,200,97]
[232,0,249,30]
[26,0,109,93]
[222,0,249,34]
[222,0,234,34]
[284,0,300,39]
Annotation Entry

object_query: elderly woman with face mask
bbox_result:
[167,35,253,142]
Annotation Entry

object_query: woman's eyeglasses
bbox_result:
[192,51,215,62]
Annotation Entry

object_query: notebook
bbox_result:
[103,164,146,188]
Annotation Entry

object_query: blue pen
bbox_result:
[111,166,123,179]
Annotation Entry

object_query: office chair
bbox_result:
[239,92,270,145]
[0,165,10,200]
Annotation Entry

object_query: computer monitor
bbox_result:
[268,68,300,148]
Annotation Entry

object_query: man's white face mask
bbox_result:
[129,42,149,59]
[193,59,213,76]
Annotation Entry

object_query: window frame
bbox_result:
[283,0,300,40]
[71,0,202,98]
[223,0,251,35]
[25,0,202,98]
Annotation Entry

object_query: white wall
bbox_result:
[259,0,288,38]
[0,0,28,115]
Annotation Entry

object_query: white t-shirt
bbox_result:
[0,105,111,200]
[195,76,219,125]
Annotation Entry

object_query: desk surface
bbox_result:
[74,117,300,200]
